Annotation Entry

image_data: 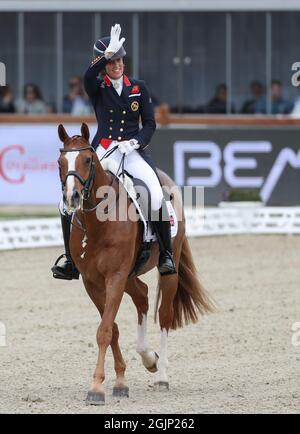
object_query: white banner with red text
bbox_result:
[0,124,97,204]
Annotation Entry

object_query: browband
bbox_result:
[60,146,95,153]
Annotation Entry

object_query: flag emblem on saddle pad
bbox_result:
[131,85,140,94]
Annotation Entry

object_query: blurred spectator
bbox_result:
[241,81,264,114]
[17,83,48,114]
[63,75,91,115]
[0,85,15,113]
[155,103,170,125]
[255,80,293,114]
[205,84,235,114]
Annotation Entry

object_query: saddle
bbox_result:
[100,158,178,276]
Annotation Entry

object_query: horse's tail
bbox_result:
[172,236,216,329]
[155,236,216,330]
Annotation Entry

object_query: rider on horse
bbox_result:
[52,23,176,280]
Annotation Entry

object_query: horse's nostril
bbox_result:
[72,190,81,205]
[74,190,80,200]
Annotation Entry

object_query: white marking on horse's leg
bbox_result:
[136,314,156,368]
[155,329,169,383]
[65,151,79,202]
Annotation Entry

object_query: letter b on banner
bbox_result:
[0,62,6,86]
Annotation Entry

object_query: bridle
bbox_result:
[60,146,96,202]
[59,144,122,214]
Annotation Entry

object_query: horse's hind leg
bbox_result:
[154,273,178,391]
[154,239,182,391]
[126,277,158,373]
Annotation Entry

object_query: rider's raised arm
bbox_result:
[133,81,156,149]
[84,55,108,98]
[84,24,125,99]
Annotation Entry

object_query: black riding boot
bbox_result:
[152,201,176,276]
[51,213,79,280]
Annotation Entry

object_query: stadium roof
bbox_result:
[1,0,300,12]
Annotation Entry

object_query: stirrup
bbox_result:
[51,254,80,280]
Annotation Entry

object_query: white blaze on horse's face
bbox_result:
[65,151,80,211]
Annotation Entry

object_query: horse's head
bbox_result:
[58,123,96,213]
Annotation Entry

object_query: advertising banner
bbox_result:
[150,128,300,206]
[0,123,299,205]
[0,124,96,205]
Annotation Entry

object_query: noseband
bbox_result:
[60,146,96,200]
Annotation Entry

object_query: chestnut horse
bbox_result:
[57,123,214,405]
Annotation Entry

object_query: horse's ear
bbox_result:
[81,123,90,142]
[58,124,69,143]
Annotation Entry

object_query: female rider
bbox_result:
[52,24,176,280]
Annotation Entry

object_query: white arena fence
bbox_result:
[185,206,300,237]
[0,207,300,251]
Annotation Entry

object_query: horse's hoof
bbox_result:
[154,381,169,391]
[86,391,105,405]
[112,386,129,398]
[146,352,159,373]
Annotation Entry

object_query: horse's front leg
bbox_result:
[86,272,126,405]
[110,322,129,398]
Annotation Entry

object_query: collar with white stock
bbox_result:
[109,75,123,93]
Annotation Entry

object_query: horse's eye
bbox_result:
[85,157,91,164]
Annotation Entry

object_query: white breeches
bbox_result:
[96,141,163,211]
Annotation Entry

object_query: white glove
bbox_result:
[105,24,126,59]
[118,139,140,156]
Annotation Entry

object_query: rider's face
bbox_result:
[105,58,124,80]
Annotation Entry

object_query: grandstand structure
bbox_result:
[1,0,300,113]
[0,0,299,244]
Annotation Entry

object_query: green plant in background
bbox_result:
[223,189,262,202]
[0,213,57,221]
[0,206,58,221]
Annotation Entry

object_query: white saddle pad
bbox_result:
[100,158,178,242]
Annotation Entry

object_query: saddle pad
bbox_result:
[100,158,178,242]
[143,200,178,242]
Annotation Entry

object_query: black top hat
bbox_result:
[93,36,126,60]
